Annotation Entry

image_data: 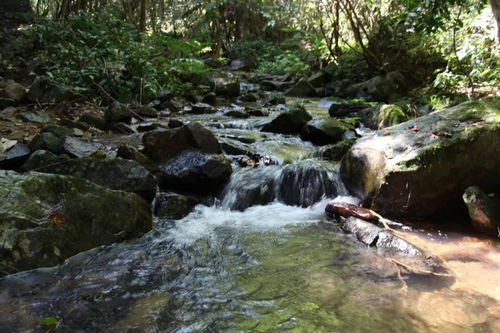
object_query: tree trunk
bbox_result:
[490,0,500,43]
[139,0,148,33]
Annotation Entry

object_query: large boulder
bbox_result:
[22,150,157,201]
[105,102,132,125]
[285,79,316,97]
[143,123,221,162]
[158,150,232,192]
[300,118,350,145]
[346,71,406,102]
[25,79,72,104]
[143,123,231,192]
[0,170,152,275]
[262,104,312,134]
[341,100,500,218]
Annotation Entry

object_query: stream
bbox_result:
[1,96,499,332]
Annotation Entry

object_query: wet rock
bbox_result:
[79,112,106,130]
[25,79,72,103]
[137,122,160,132]
[239,93,259,102]
[220,139,253,156]
[341,100,500,218]
[105,102,132,125]
[328,101,372,117]
[346,71,406,102]
[244,107,268,117]
[262,104,312,134]
[168,119,184,128]
[191,102,215,114]
[23,150,157,202]
[260,80,292,91]
[153,192,198,219]
[300,118,350,145]
[112,122,136,134]
[0,170,152,275]
[225,110,250,119]
[136,105,159,118]
[317,139,356,161]
[116,144,159,175]
[285,78,316,97]
[143,123,221,162]
[0,143,30,169]
[265,92,286,105]
[158,150,232,193]
[463,186,500,236]
[202,92,217,106]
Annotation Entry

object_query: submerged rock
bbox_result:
[463,186,500,236]
[23,150,157,201]
[262,104,312,134]
[0,170,152,275]
[341,100,500,218]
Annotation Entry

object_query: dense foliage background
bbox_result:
[1,0,498,104]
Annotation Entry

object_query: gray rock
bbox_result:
[300,118,350,145]
[285,79,316,97]
[206,72,240,97]
[143,123,221,162]
[191,102,215,114]
[79,113,106,130]
[0,170,152,275]
[341,100,500,218]
[225,110,249,119]
[105,102,132,125]
[23,150,157,202]
[262,104,312,134]
[0,143,30,169]
[154,192,198,219]
[136,105,159,118]
[158,150,232,193]
[346,71,406,102]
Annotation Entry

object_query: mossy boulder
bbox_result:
[105,102,132,126]
[262,104,312,134]
[153,192,198,219]
[300,118,350,145]
[0,170,152,275]
[22,150,157,202]
[341,100,500,218]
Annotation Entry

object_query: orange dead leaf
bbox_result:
[48,211,66,226]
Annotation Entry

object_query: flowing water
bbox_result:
[1,99,499,332]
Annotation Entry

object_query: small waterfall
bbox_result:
[221,159,347,210]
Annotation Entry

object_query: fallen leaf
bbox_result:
[48,211,66,226]
[409,125,419,133]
